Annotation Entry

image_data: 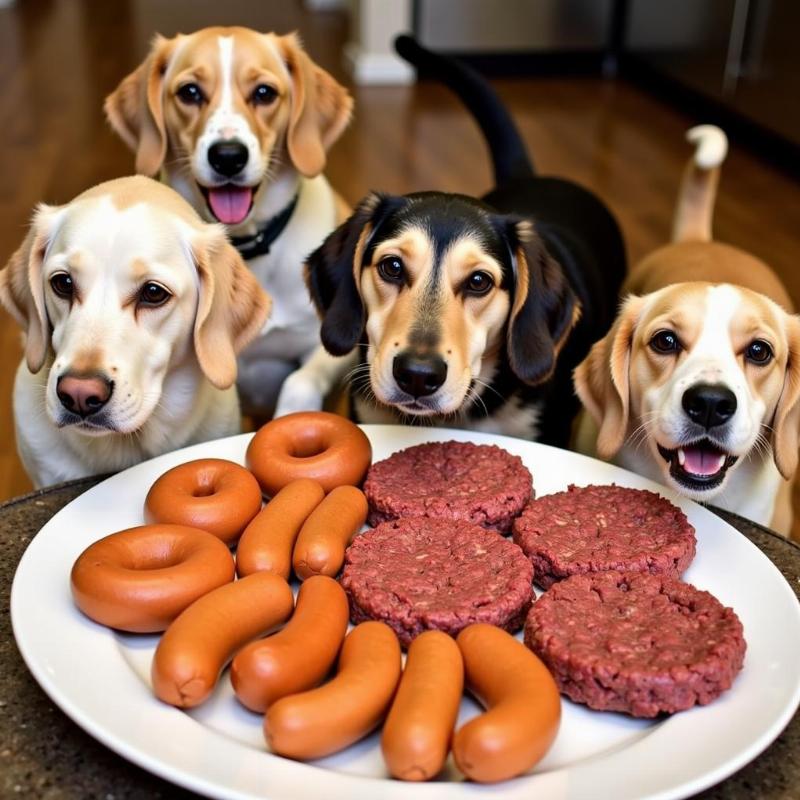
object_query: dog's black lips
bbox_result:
[198,183,259,223]
[394,397,440,415]
[56,414,116,432]
[657,440,739,492]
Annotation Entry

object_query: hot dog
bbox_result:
[453,623,561,783]
[236,479,325,579]
[231,575,349,712]
[264,621,401,760]
[292,485,368,580]
[151,572,294,708]
[381,630,464,781]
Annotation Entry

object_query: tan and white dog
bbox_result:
[105,27,353,417]
[575,126,800,534]
[0,176,270,487]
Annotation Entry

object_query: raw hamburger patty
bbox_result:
[524,571,746,718]
[364,441,532,533]
[340,517,534,646]
[512,484,695,588]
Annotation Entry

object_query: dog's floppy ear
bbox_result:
[105,34,175,177]
[771,314,800,480]
[0,204,62,373]
[279,32,353,178]
[573,294,644,459]
[305,192,403,356]
[505,219,580,385]
[192,228,272,389]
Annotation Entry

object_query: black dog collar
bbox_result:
[229,193,299,261]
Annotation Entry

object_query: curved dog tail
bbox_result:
[672,125,728,243]
[394,34,535,185]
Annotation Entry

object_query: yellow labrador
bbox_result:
[574,127,799,534]
[0,176,270,487]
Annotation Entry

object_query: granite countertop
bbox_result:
[1,479,799,799]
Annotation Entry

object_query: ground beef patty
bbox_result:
[513,484,695,588]
[340,517,534,646]
[525,571,746,718]
[364,441,532,533]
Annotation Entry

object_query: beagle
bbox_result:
[305,39,625,444]
[0,176,270,487]
[105,27,353,418]
[574,126,800,534]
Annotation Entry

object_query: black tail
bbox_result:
[394,34,534,185]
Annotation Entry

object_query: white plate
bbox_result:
[11,425,800,800]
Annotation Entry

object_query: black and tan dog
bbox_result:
[305,37,626,445]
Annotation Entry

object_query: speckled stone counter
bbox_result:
[1,479,798,799]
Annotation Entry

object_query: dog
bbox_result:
[104,27,354,418]
[0,176,270,487]
[303,37,626,445]
[574,126,800,534]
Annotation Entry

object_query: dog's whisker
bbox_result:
[625,418,656,452]
[470,377,505,404]
[465,386,489,418]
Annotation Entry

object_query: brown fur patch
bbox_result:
[625,242,794,311]
[68,349,105,375]
[76,176,205,226]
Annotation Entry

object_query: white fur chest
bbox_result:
[240,174,337,363]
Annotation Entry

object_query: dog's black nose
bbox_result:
[57,373,113,417]
[208,140,249,177]
[682,383,737,429]
[393,352,447,398]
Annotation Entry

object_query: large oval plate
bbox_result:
[11,425,800,799]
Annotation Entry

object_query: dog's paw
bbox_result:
[274,371,325,417]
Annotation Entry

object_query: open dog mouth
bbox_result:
[199,184,259,225]
[657,439,739,491]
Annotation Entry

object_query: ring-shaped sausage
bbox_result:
[70,524,235,633]
[144,458,262,544]
[246,412,372,496]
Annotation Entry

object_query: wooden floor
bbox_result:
[2,0,800,538]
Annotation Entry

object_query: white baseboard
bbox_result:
[344,42,415,85]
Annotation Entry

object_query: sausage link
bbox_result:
[264,621,401,760]
[292,485,367,580]
[151,572,294,708]
[236,479,325,579]
[453,623,561,783]
[381,630,464,780]
[231,575,349,712]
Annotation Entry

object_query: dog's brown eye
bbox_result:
[377,256,404,284]
[650,329,681,354]
[50,272,74,299]
[465,271,494,296]
[176,83,205,106]
[745,339,773,364]
[251,84,278,105]
[138,282,171,307]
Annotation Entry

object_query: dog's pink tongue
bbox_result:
[208,186,253,224]
[682,446,725,476]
